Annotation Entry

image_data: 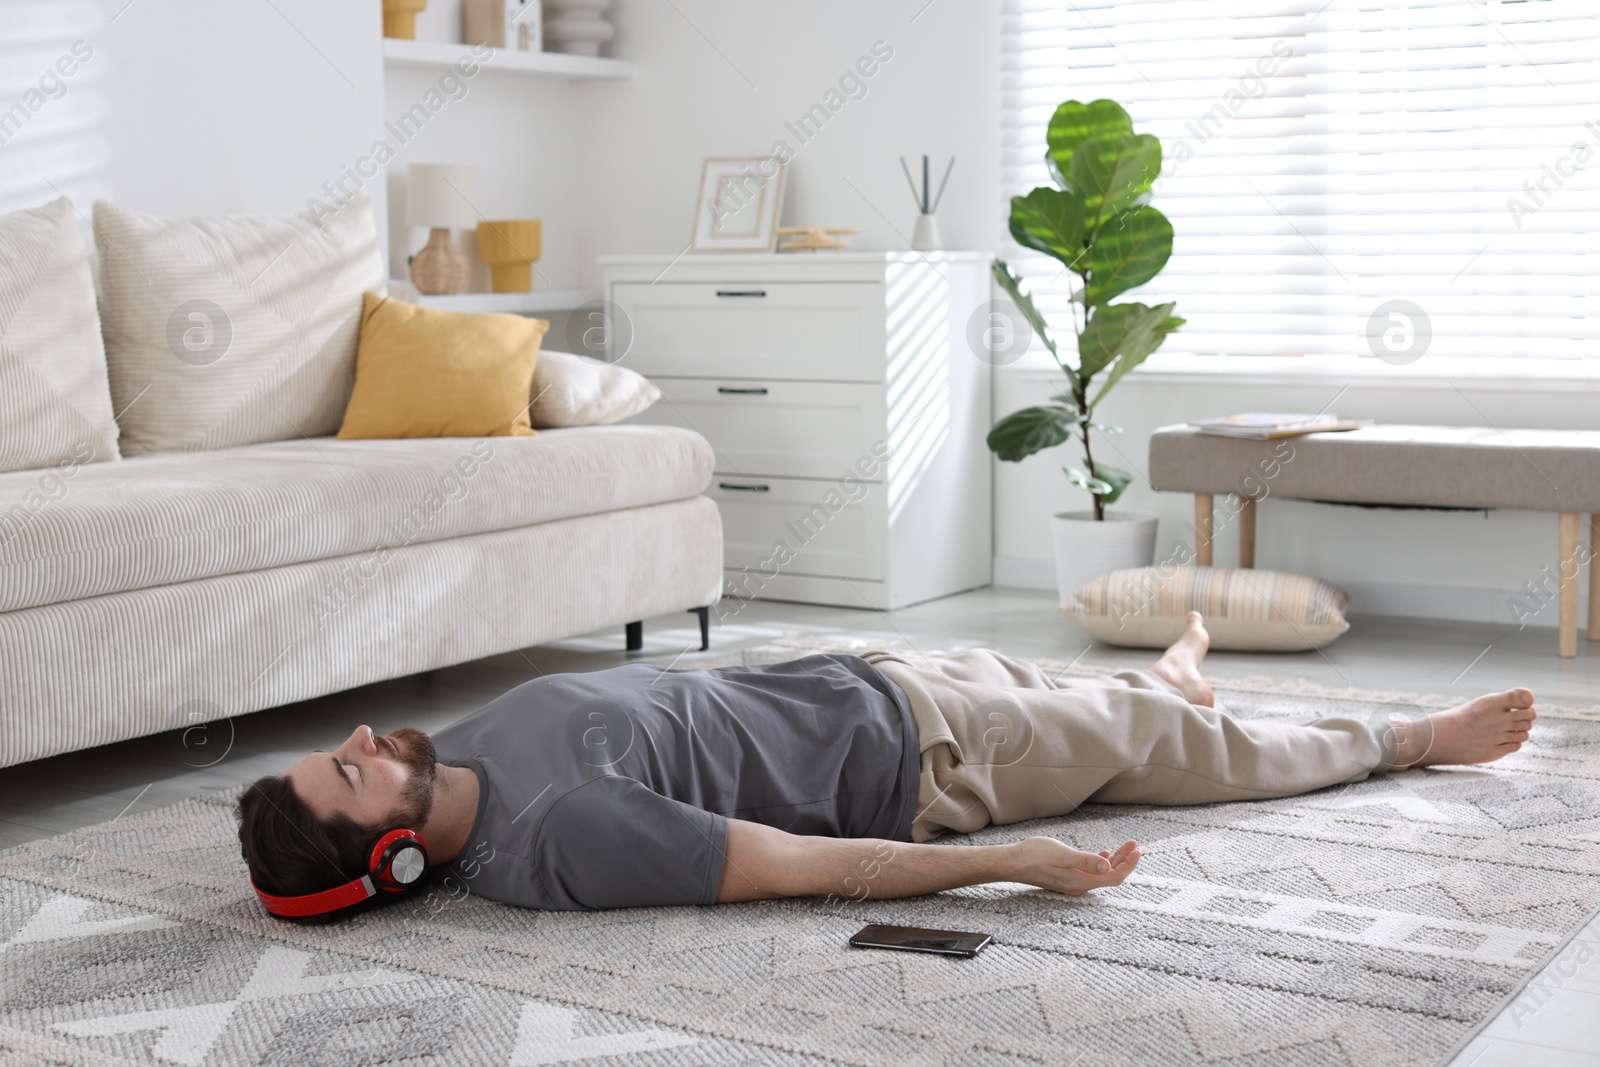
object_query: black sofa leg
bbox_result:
[689,606,709,651]
[625,620,643,652]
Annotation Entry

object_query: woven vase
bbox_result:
[409,228,468,295]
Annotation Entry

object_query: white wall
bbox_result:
[386,0,584,286]
[1,2,109,214]
[571,0,1002,285]
[74,0,384,221]
[380,64,584,287]
[13,0,1003,285]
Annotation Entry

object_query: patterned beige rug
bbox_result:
[3,640,1599,1067]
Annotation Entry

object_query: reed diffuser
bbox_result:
[899,154,954,251]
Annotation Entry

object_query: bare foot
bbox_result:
[1149,611,1215,708]
[1391,689,1537,768]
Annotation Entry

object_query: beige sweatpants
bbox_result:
[862,649,1393,843]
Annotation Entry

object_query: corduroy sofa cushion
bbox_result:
[1064,566,1351,652]
[93,194,384,456]
[0,197,121,473]
[0,425,712,613]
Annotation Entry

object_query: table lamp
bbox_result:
[407,164,478,295]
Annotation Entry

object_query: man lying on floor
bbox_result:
[235,613,1537,918]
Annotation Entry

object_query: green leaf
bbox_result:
[988,405,1081,462]
[1094,463,1135,504]
[990,260,1071,382]
[1065,466,1113,496]
[1066,464,1134,502]
[1007,187,1087,272]
[1090,304,1187,407]
[1084,206,1174,305]
[1078,301,1174,383]
[1046,100,1134,182]
[1045,153,1070,191]
[1069,130,1161,230]
[1076,303,1140,380]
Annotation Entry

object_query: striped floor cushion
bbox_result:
[1063,566,1351,652]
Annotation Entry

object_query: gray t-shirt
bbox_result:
[430,653,919,911]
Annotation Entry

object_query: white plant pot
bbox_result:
[1050,509,1159,607]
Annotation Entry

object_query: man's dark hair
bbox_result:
[235,774,375,898]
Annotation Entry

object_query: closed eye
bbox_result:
[331,756,357,790]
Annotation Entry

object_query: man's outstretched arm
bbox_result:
[715,818,1141,904]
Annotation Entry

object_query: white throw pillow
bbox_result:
[1064,566,1351,652]
[93,192,384,455]
[0,197,121,473]
[530,349,661,427]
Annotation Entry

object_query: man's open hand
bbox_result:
[1009,837,1141,896]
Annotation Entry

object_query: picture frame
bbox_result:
[691,156,787,252]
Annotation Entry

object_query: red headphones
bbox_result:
[251,828,429,919]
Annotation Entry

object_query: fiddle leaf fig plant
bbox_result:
[988,99,1185,521]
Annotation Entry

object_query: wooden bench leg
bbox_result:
[1195,493,1213,566]
[1238,495,1257,569]
[1590,514,1599,642]
[1560,513,1579,657]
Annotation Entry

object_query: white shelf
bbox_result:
[382,39,632,80]
[412,289,599,313]
[597,252,994,264]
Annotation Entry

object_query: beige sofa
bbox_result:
[0,194,721,768]
[0,427,723,767]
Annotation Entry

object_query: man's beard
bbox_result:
[382,727,438,830]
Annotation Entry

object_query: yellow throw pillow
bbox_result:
[337,292,549,439]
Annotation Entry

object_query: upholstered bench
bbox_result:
[1148,424,1600,656]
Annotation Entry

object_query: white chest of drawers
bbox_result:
[601,252,993,610]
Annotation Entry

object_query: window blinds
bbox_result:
[1000,0,1600,362]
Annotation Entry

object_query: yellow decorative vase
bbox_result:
[477,220,542,293]
[382,0,427,40]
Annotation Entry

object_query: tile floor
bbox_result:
[2,586,1597,1064]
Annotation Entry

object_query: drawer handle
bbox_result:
[714,289,767,298]
[716,386,769,395]
[719,482,770,492]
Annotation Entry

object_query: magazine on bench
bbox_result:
[1190,413,1373,439]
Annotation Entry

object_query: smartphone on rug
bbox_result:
[847,923,992,958]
